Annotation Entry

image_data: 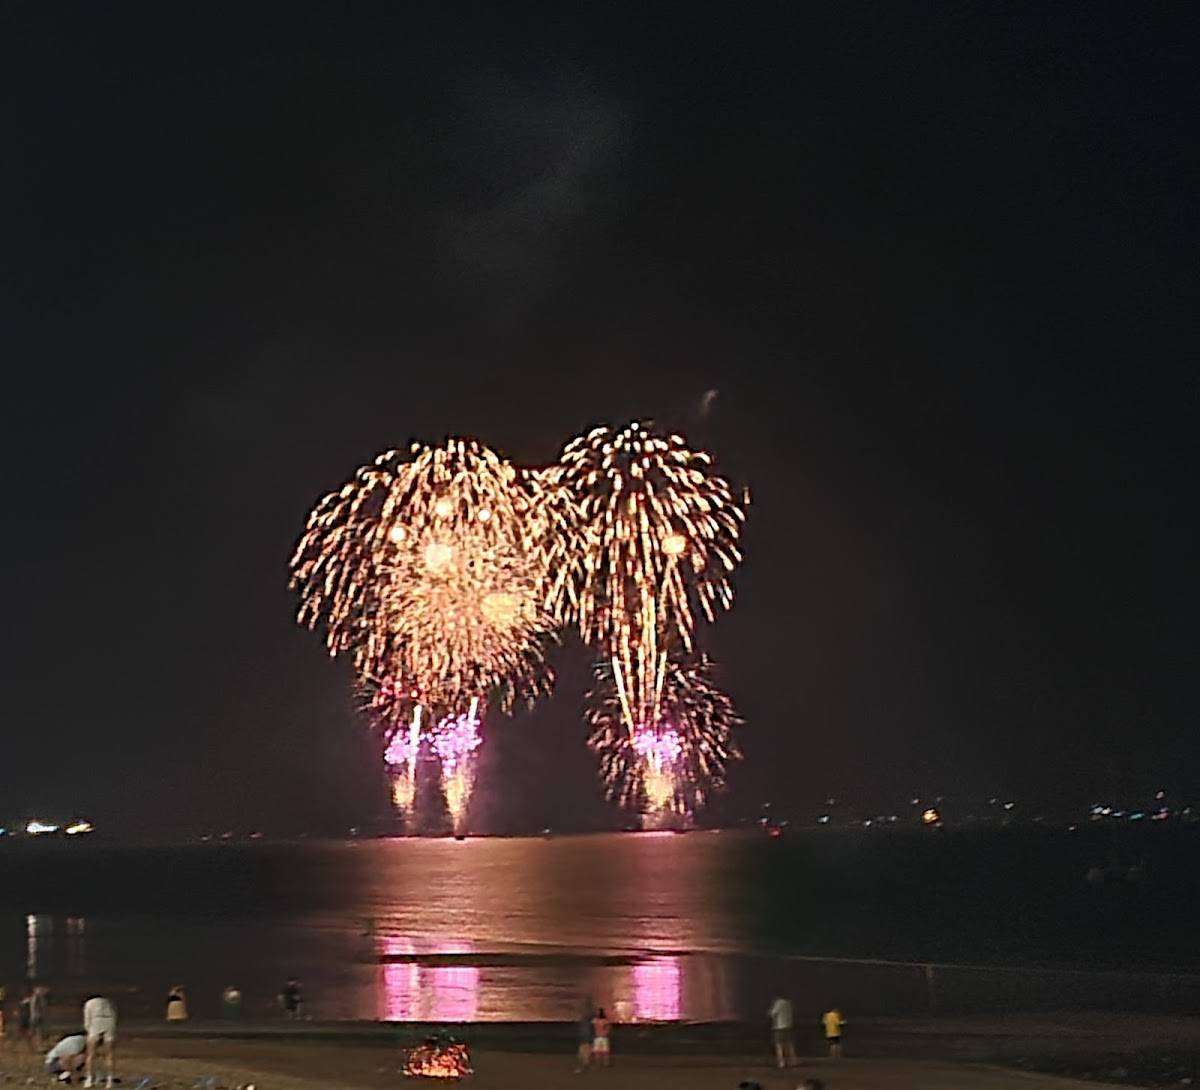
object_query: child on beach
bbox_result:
[19,986,47,1050]
[166,984,188,1021]
[591,1007,611,1067]
[822,1006,845,1058]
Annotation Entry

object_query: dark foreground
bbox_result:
[4,1013,1198,1088]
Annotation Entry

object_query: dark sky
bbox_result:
[1,3,1195,832]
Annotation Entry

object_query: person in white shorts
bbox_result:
[82,995,117,1088]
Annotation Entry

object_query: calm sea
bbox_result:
[2,828,1197,1022]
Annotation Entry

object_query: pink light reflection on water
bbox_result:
[424,964,480,1022]
[632,955,682,1022]
[378,935,480,1022]
[380,935,419,1022]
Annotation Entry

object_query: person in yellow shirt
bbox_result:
[821,1007,845,1058]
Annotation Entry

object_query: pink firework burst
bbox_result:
[631,725,683,766]
[430,711,482,772]
[383,729,420,767]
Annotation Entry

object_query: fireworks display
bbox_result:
[291,422,747,831]
[543,423,746,824]
[540,422,744,652]
[586,656,742,824]
[290,439,555,714]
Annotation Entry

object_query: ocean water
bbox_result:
[2,828,1198,1021]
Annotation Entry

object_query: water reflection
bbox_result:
[632,956,681,1021]
[5,836,749,1021]
[25,915,89,981]
[26,914,45,978]
[65,917,87,976]
[379,935,479,1022]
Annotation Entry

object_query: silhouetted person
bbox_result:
[280,978,303,1019]
[574,998,593,1072]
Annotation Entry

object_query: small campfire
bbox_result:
[403,1035,473,1079]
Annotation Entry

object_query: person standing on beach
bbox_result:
[166,984,188,1021]
[82,994,117,1088]
[280,977,304,1019]
[591,1007,611,1068]
[221,985,243,1019]
[767,994,797,1069]
[574,999,594,1072]
[19,985,48,1050]
[821,1006,845,1058]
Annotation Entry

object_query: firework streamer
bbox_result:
[381,704,423,816]
[429,698,483,834]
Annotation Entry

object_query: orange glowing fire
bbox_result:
[403,1041,472,1079]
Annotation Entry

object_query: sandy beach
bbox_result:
[0,1034,1116,1090]
[10,1012,1200,1090]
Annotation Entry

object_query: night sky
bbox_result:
[2,3,1194,833]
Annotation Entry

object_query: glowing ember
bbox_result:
[423,541,455,573]
[480,590,520,627]
[403,1039,472,1079]
[661,531,687,556]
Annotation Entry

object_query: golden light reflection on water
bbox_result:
[7,835,746,1022]
[23,914,88,981]
[362,833,741,1021]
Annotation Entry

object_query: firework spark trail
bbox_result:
[430,699,483,834]
[540,422,744,655]
[381,703,423,815]
[586,655,741,822]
